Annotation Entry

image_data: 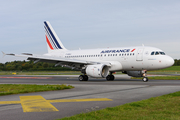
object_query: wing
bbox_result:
[4,53,111,70]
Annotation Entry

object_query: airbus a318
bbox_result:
[5,21,174,82]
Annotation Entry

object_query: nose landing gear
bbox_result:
[142,77,148,82]
[142,71,148,82]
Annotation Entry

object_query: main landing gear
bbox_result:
[106,72,115,81]
[78,75,88,81]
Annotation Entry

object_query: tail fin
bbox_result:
[44,21,67,53]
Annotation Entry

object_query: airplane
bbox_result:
[4,21,174,82]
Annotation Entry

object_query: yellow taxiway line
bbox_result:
[20,96,59,112]
[0,101,21,104]
[0,95,112,112]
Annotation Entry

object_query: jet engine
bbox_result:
[123,71,146,77]
[85,64,109,78]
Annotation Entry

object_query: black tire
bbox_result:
[110,75,115,81]
[79,75,84,81]
[106,75,111,81]
[84,75,89,81]
[106,75,115,81]
[142,77,148,82]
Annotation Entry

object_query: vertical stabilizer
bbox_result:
[44,21,67,53]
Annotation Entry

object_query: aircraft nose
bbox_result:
[165,56,174,67]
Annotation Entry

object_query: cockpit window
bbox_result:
[151,52,155,55]
[155,51,159,55]
[159,52,165,55]
[151,51,165,55]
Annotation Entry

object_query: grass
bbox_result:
[148,66,180,75]
[1,66,179,76]
[59,91,180,120]
[0,84,74,96]
[154,66,180,71]
[0,71,81,75]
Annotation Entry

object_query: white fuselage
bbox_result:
[46,46,174,72]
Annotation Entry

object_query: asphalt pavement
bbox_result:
[0,75,180,120]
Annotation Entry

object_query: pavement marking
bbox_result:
[0,101,21,104]
[20,96,59,112]
[0,95,112,112]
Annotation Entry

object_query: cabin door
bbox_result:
[136,48,144,61]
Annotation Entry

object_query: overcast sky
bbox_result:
[0,0,180,63]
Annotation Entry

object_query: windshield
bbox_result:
[151,51,165,55]
[159,52,165,55]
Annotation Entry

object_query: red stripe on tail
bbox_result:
[46,35,54,50]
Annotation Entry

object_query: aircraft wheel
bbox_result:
[106,75,111,81]
[79,75,88,81]
[79,75,84,81]
[106,75,115,81]
[142,77,148,82]
[110,75,115,81]
[84,75,89,81]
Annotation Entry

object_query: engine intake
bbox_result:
[86,64,109,78]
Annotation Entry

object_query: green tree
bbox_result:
[43,63,49,68]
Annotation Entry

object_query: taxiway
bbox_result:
[0,75,180,120]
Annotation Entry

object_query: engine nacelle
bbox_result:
[125,71,146,77]
[86,64,109,78]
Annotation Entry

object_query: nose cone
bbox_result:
[165,56,174,67]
